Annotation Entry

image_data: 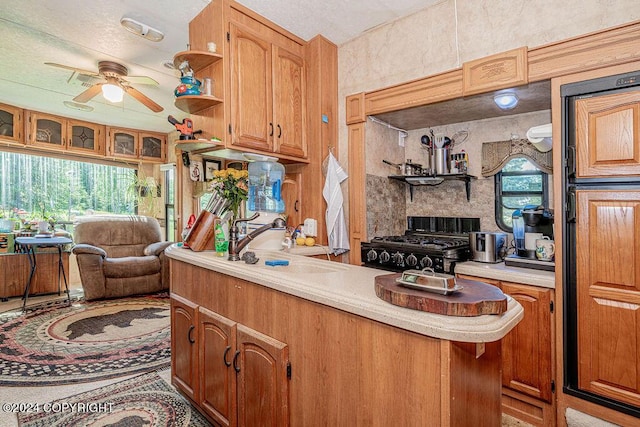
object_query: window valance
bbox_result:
[481,138,553,177]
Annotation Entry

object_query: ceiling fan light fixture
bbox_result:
[493,92,519,110]
[102,83,124,103]
[120,17,164,42]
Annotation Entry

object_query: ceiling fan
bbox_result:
[45,61,164,113]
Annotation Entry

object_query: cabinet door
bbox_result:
[236,324,289,426]
[0,103,23,144]
[500,282,553,403]
[199,307,237,427]
[229,23,273,152]
[282,172,302,228]
[140,132,167,163]
[108,128,139,159]
[272,45,306,158]
[575,89,640,178]
[67,120,105,155]
[576,190,640,407]
[170,294,199,402]
[27,112,65,149]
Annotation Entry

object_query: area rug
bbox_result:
[17,370,212,427]
[0,294,170,386]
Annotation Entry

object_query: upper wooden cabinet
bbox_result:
[106,127,167,163]
[26,111,105,156]
[228,21,307,160]
[0,103,24,144]
[574,88,640,178]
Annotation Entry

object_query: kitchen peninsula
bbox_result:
[166,245,523,426]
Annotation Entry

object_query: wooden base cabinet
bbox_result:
[170,294,289,426]
[457,275,555,426]
[172,260,504,426]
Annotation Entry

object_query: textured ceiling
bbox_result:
[0,0,441,135]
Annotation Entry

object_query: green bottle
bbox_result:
[214,223,228,257]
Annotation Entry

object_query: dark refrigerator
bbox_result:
[562,69,640,417]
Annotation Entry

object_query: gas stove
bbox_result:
[361,216,480,274]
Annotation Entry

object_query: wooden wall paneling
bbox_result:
[0,252,69,299]
[529,20,640,82]
[347,122,365,265]
[447,340,502,427]
[463,47,528,96]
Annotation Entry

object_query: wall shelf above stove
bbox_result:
[388,174,477,201]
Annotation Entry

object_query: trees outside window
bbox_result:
[0,151,137,224]
[495,158,548,231]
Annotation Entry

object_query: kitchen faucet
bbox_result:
[227,212,286,261]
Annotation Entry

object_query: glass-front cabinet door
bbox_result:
[27,112,65,149]
[67,120,105,156]
[140,133,166,163]
[0,103,24,144]
[107,128,138,160]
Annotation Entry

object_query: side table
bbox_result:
[14,236,72,311]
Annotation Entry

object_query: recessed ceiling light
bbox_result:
[120,17,164,42]
[493,92,519,110]
[63,101,94,112]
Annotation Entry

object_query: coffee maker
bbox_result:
[506,205,555,271]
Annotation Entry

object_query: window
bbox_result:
[495,158,548,231]
[163,165,176,241]
[0,151,137,225]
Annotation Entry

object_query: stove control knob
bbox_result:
[406,254,418,267]
[420,255,433,269]
[366,249,378,262]
[392,252,405,266]
[379,250,391,263]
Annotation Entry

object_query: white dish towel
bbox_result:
[323,152,350,255]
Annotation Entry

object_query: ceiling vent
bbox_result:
[68,73,102,88]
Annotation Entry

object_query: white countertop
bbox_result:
[285,244,332,257]
[166,245,523,343]
[455,261,555,289]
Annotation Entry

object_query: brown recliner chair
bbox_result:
[72,215,173,301]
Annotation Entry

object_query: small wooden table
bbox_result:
[14,236,72,311]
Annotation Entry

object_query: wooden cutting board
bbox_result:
[374,273,507,316]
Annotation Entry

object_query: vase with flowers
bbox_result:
[208,168,249,222]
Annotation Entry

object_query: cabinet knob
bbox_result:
[277,124,282,138]
[269,123,274,136]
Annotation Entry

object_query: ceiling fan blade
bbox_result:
[126,76,159,86]
[73,84,104,103]
[123,86,164,113]
[45,62,99,77]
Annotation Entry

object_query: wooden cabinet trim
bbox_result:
[352,20,640,119]
[345,93,365,124]
[363,69,463,116]
[462,47,528,96]
[529,20,640,82]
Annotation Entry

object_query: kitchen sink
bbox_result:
[259,259,348,275]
